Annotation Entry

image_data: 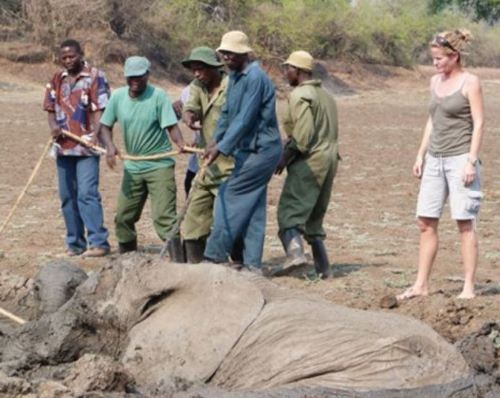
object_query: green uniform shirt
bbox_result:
[183,75,233,177]
[100,84,178,174]
[282,79,339,184]
[184,74,228,145]
[278,79,339,236]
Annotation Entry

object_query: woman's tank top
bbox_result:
[428,74,473,157]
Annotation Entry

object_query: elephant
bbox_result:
[0,254,474,397]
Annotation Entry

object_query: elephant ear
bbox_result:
[118,261,264,385]
[212,278,471,395]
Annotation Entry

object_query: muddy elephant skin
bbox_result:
[33,261,88,316]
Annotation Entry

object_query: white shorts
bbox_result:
[416,153,482,220]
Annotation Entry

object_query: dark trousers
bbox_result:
[204,144,282,267]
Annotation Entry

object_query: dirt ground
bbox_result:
[0,57,499,347]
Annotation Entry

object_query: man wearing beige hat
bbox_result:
[273,50,340,278]
[203,31,282,270]
[179,46,234,263]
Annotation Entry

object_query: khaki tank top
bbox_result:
[428,74,473,157]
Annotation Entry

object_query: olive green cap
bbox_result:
[181,46,223,68]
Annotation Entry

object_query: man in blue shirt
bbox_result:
[204,31,282,269]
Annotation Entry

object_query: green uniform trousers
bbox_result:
[182,161,233,240]
[278,157,337,242]
[115,166,177,244]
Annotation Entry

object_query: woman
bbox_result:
[398,29,484,300]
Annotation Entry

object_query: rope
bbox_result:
[60,129,204,160]
[122,150,180,161]
[0,138,52,236]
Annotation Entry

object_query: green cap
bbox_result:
[181,46,223,68]
[124,56,150,77]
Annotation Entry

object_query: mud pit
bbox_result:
[0,255,489,397]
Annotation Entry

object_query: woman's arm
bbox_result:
[463,74,484,186]
[413,116,433,178]
[413,75,438,178]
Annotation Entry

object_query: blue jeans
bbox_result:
[204,143,282,267]
[56,156,109,252]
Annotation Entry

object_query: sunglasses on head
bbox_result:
[435,35,456,52]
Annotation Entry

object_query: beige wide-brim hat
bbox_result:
[283,50,314,72]
[217,31,253,54]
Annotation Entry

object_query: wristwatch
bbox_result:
[468,157,478,166]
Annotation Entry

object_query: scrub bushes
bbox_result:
[8,0,500,68]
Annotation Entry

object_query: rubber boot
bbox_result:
[184,237,206,264]
[310,238,331,279]
[272,229,307,276]
[230,237,244,266]
[119,239,137,254]
[167,237,186,263]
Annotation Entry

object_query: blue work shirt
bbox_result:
[213,61,281,155]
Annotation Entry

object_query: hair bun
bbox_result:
[457,29,473,43]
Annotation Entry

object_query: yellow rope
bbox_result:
[121,150,180,161]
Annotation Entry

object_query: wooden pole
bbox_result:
[0,138,52,236]
[60,129,204,160]
[0,306,27,325]
[61,129,106,154]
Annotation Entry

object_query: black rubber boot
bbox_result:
[310,238,331,279]
[119,239,137,254]
[230,237,244,265]
[272,228,307,276]
[184,237,206,264]
[167,237,186,263]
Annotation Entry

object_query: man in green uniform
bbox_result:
[274,51,339,278]
[98,56,186,260]
[180,47,234,263]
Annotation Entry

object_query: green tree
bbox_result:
[429,0,500,25]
